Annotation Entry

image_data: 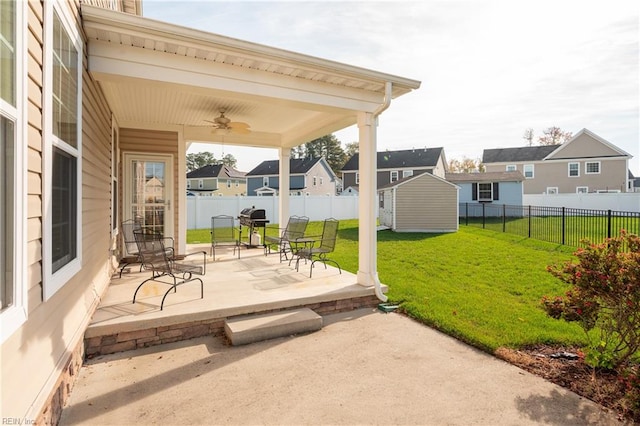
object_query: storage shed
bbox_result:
[378,172,459,232]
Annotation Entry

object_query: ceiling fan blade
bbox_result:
[229,122,251,134]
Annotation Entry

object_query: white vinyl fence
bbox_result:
[523,193,640,213]
[187,195,360,229]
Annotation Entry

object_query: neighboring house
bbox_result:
[629,171,640,193]
[2,0,419,423]
[246,157,338,196]
[378,172,459,233]
[482,129,633,194]
[446,171,524,206]
[186,164,247,196]
[341,147,448,190]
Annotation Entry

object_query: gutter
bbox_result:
[372,82,392,302]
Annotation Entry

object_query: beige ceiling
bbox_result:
[81,5,420,149]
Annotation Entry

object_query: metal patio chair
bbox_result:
[292,218,341,278]
[132,228,206,310]
[210,215,239,261]
[264,215,309,262]
[118,219,175,278]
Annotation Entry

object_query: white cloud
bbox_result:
[146,0,640,174]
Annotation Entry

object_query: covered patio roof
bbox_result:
[81,4,420,150]
[81,4,421,299]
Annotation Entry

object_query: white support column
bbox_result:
[357,111,386,300]
[177,129,187,255]
[278,147,291,227]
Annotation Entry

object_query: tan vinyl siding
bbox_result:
[394,175,458,232]
[549,132,623,159]
[1,0,114,421]
[119,128,181,247]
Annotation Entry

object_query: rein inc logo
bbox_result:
[2,419,35,425]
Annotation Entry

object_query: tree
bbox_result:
[293,134,347,176]
[538,127,573,146]
[220,153,237,168]
[187,152,217,172]
[344,142,359,158]
[523,128,534,146]
[448,157,484,173]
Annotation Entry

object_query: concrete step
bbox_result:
[224,308,323,346]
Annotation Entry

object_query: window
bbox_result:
[313,176,317,186]
[586,161,600,174]
[568,162,579,177]
[390,171,398,182]
[43,3,82,299]
[546,187,558,195]
[186,180,191,189]
[263,176,269,186]
[478,183,492,201]
[1,0,27,342]
[319,177,323,185]
[576,186,588,194]
[523,164,534,179]
[355,173,359,185]
[198,179,203,189]
[402,170,413,178]
[506,165,516,172]
[226,180,231,188]
[235,180,239,187]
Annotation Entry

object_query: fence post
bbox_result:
[528,205,531,238]
[607,209,612,238]
[502,204,506,233]
[482,203,486,228]
[561,207,565,245]
[465,203,469,226]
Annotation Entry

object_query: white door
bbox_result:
[379,190,394,227]
[123,153,173,238]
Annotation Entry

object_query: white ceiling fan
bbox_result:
[204,109,251,135]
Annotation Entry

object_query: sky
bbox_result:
[143,0,640,175]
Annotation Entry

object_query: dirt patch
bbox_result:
[496,345,638,423]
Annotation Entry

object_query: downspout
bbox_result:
[371,82,392,301]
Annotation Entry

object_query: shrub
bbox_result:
[542,230,640,370]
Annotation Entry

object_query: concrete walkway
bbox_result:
[60,309,619,425]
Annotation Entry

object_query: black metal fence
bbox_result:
[459,203,640,247]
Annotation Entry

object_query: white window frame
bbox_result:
[477,183,493,201]
[505,165,516,172]
[263,176,269,186]
[585,161,601,174]
[576,186,588,194]
[313,176,317,186]
[402,170,413,178]
[235,180,239,187]
[568,162,579,177]
[523,164,534,179]
[42,2,83,300]
[1,0,27,343]
[226,180,231,188]
[355,172,360,185]
[390,171,399,182]
[186,180,191,189]
[198,179,204,189]
[319,177,323,185]
[546,187,559,195]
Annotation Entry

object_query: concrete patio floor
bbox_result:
[85,245,381,355]
[61,308,620,425]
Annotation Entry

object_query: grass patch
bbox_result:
[187,221,585,353]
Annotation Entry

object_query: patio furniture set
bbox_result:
[118,213,341,310]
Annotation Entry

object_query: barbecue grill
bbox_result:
[238,207,269,248]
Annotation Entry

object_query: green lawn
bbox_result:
[187,220,586,353]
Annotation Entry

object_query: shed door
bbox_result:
[379,190,394,227]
